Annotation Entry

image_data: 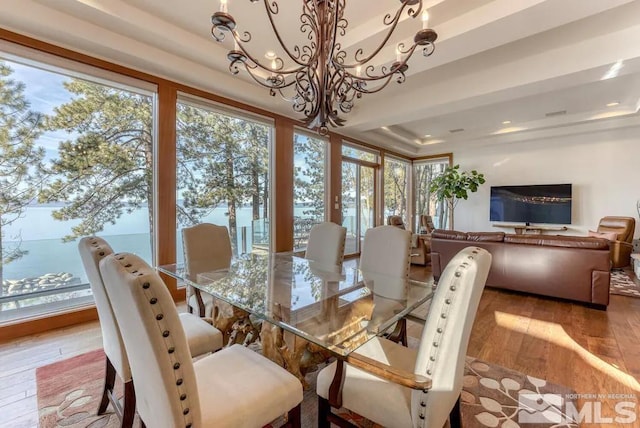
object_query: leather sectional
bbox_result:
[430,230,611,308]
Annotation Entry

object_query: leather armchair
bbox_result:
[419,214,435,234]
[386,215,431,265]
[386,215,405,229]
[597,216,636,268]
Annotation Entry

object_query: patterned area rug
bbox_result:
[37,349,577,428]
[610,269,640,298]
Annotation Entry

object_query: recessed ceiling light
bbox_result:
[423,134,431,138]
[502,120,511,125]
[606,101,620,107]
[381,126,390,131]
[264,51,277,59]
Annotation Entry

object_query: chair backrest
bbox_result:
[412,247,491,428]
[598,216,636,243]
[77,236,131,381]
[182,223,232,279]
[304,222,347,266]
[386,215,405,229]
[419,215,435,234]
[360,225,411,278]
[100,252,201,428]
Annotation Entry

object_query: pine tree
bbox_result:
[177,104,270,251]
[39,80,153,242]
[0,61,45,288]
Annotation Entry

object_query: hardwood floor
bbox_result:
[1,270,639,427]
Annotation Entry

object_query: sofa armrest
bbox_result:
[591,270,610,307]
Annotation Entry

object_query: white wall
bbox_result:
[452,125,640,239]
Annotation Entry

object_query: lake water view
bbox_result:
[1,205,287,283]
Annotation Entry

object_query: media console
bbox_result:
[492,223,568,235]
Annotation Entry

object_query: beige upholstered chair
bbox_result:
[360,225,412,344]
[79,237,224,427]
[100,252,303,428]
[316,247,492,428]
[304,221,347,266]
[182,223,233,318]
[597,216,636,268]
[361,225,411,279]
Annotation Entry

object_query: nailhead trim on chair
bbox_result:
[416,247,481,428]
[116,254,194,428]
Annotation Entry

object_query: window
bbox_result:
[175,96,273,261]
[384,157,410,228]
[414,159,451,230]
[293,131,327,251]
[342,143,378,163]
[0,49,156,323]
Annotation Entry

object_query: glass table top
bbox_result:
[158,252,433,356]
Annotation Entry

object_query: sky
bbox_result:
[4,58,75,162]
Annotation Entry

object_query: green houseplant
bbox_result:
[428,164,485,230]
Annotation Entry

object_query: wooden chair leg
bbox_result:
[194,288,206,318]
[449,394,462,428]
[121,380,136,428]
[98,356,116,415]
[318,396,331,428]
[318,396,359,428]
[285,404,301,428]
[386,318,408,346]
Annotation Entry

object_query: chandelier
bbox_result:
[211,0,437,135]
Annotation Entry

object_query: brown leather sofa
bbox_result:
[431,230,611,307]
[597,216,636,268]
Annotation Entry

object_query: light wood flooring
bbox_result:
[1,269,640,427]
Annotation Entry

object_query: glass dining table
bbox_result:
[158,252,434,388]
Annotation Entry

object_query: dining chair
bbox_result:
[182,223,260,345]
[182,223,232,318]
[360,225,412,345]
[100,251,303,428]
[304,221,347,266]
[360,225,411,278]
[79,236,224,427]
[316,246,492,428]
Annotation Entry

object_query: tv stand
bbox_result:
[493,223,568,235]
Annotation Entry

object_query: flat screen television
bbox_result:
[490,184,572,224]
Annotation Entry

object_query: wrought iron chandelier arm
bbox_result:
[352,73,397,95]
[258,0,314,67]
[239,62,299,90]
[230,31,309,76]
[341,43,417,82]
[327,0,346,61]
[351,0,421,66]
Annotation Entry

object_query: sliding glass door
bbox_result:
[341,144,378,255]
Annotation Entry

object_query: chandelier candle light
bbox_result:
[211,0,438,135]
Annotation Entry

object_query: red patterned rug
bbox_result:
[37,349,578,427]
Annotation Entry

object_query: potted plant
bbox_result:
[428,164,485,230]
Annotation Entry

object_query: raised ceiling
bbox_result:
[1,0,640,155]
